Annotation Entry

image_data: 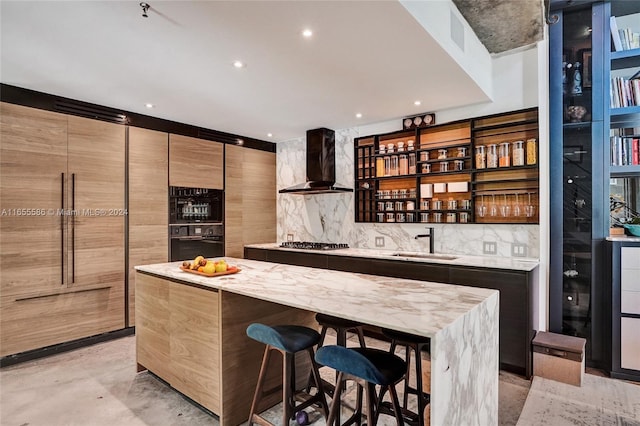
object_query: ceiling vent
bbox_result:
[54,100,127,124]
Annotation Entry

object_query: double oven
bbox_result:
[169,186,224,261]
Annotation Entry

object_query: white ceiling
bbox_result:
[1,1,492,142]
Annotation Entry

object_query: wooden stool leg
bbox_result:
[365,382,377,426]
[307,348,329,418]
[326,372,345,426]
[415,345,427,426]
[356,327,367,348]
[282,351,293,426]
[403,344,411,409]
[318,325,328,347]
[249,346,273,426]
[388,384,404,426]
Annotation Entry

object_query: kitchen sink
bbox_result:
[391,253,458,260]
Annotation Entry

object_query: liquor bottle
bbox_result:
[571,62,582,96]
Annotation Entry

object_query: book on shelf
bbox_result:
[610,128,640,166]
[611,16,623,51]
[610,75,640,108]
[610,15,640,51]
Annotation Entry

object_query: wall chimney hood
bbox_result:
[279,128,353,195]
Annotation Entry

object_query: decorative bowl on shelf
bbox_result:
[623,224,640,237]
[566,105,587,122]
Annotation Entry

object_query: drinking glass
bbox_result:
[525,193,536,217]
[476,195,487,217]
[490,194,498,217]
[513,193,522,217]
[500,194,511,217]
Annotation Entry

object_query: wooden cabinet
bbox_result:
[0,102,68,299]
[0,103,125,357]
[170,282,220,412]
[135,273,171,380]
[128,127,168,326]
[136,274,220,412]
[607,241,640,381]
[354,108,539,224]
[225,145,276,257]
[135,272,313,425]
[169,134,223,189]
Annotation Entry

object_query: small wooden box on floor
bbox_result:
[532,331,586,387]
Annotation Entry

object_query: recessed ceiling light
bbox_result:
[302,29,313,38]
[414,100,422,106]
[356,113,362,118]
[233,60,245,68]
[145,103,154,108]
[267,133,273,138]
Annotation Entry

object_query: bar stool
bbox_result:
[378,328,431,426]
[315,313,367,348]
[315,345,406,426]
[246,323,329,426]
[312,313,368,425]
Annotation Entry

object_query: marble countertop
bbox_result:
[135,258,498,339]
[244,243,539,272]
[606,236,640,242]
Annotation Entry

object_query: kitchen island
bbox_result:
[135,258,499,426]
[246,243,538,377]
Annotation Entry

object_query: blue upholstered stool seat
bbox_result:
[315,345,406,426]
[246,323,328,426]
[246,323,320,353]
[315,345,406,385]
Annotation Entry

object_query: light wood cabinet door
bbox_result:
[1,105,127,356]
[242,149,276,247]
[128,127,168,327]
[67,116,125,334]
[169,134,223,189]
[135,273,171,380]
[170,282,221,412]
[224,145,244,257]
[224,146,276,257]
[0,102,68,299]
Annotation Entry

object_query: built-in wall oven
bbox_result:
[169,186,224,261]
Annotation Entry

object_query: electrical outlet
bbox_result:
[512,243,527,257]
[483,241,497,255]
[375,237,385,247]
[287,233,294,242]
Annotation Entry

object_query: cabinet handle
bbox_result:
[61,172,65,285]
[71,173,75,284]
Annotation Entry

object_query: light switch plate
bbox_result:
[287,233,294,242]
[483,241,497,255]
[375,237,385,247]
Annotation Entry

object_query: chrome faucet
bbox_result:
[415,226,435,254]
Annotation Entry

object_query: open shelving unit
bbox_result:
[354,107,539,225]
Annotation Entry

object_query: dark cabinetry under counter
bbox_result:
[244,246,537,377]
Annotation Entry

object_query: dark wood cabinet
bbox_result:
[245,247,536,377]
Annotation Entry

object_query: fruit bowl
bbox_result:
[179,256,240,277]
[624,224,640,237]
[179,266,240,277]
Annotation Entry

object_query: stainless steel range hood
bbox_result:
[279,128,353,195]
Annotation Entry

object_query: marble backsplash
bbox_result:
[277,129,540,259]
